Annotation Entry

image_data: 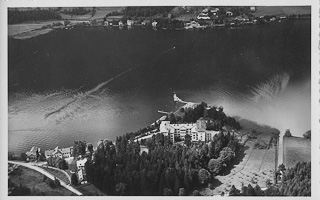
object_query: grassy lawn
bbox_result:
[13,28,53,40]
[200,133,276,196]
[253,6,311,17]
[39,166,70,184]
[9,166,75,196]
[76,183,106,196]
[8,24,44,36]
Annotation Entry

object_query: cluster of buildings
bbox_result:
[44,146,73,159]
[160,118,220,143]
[42,145,91,185]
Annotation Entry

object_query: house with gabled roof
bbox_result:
[45,146,73,159]
[26,146,40,161]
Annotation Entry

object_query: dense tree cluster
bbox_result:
[123,7,175,18]
[168,102,241,130]
[61,7,91,15]
[229,162,311,196]
[8,8,62,24]
[303,130,311,139]
[8,180,31,196]
[47,157,68,170]
[85,131,240,195]
[73,140,87,157]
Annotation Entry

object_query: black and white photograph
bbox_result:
[1,0,319,198]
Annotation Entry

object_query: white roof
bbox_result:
[77,158,88,167]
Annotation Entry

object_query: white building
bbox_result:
[152,21,158,28]
[250,6,256,11]
[197,13,211,20]
[77,158,87,170]
[159,119,218,143]
[45,146,73,159]
[226,11,233,17]
[127,19,134,26]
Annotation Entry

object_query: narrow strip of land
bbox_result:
[8,161,82,196]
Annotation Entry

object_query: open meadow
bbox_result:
[283,136,311,169]
[253,6,311,17]
[9,166,74,196]
[201,120,277,196]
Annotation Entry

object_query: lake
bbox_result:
[8,19,311,163]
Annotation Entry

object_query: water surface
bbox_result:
[9,20,311,161]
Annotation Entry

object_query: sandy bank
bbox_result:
[12,28,54,40]
[8,20,64,36]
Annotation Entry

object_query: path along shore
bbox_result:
[8,160,83,196]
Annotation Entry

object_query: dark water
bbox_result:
[8,20,311,161]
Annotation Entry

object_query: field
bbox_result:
[8,21,63,36]
[39,166,70,184]
[9,166,75,196]
[12,28,53,39]
[76,184,106,196]
[283,136,311,169]
[8,24,45,36]
[253,6,311,17]
[201,133,276,196]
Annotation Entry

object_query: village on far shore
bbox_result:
[8,6,311,39]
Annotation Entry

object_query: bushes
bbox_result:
[71,173,78,186]
[45,177,61,188]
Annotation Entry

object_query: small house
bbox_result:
[226,11,233,17]
[127,19,134,26]
[140,145,149,155]
[105,15,125,26]
[26,146,40,161]
[197,13,211,20]
[152,21,158,28]
[210,8,219,14]
[250,6,256,12]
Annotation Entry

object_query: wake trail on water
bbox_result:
[45,46,176,120]
[250,72,290,102]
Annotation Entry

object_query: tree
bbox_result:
[20,153,27,161]
[254,184,263,196]
[54,177,61,187]
[73,140,87,157]
[115,182,127,195]
[208,158,222,175]
[284,129,292,137]
[71,173,78,186]
[185,134,191,147]
[198,168,210,185]
[178,188,186,196]
[163,188,173,196]
[229,185,240,196]
[278,164,286,172]
[58,159,68,170]
[219,147,235,164]
[303,130,311,139]
[192,190,201,196]
[87,143,94,152]
[36,149,40,161]
[246,184,256,196]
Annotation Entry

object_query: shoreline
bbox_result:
[11,28,54,40]
[8,16,310,40]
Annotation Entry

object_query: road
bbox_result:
[8,161,83,196]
